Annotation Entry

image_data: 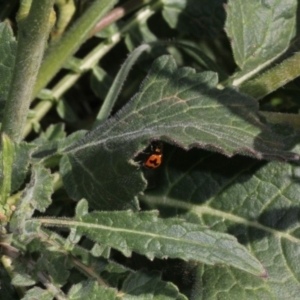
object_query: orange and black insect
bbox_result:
[144,142,163,169]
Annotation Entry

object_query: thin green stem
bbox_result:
[94,43,151,127]
[23,4,159,137]
[33,0,117,99]
[1,0,54,142]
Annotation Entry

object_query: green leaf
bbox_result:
[75,198,89,218]
[12,273,36,287]
[225,0,297,85]
[10,165,53,236]
[141,146,300,298]
[162,0,226,38]
[22,287,53,300]
[62,210,266,277]
[122,270,187,300]
[11,141,34,193]
[39,123,66,142]
[56,98,79,123]
[36,251,70,287]
[0,22,16,102]
[60,55,298,210]
[67,280,118,299]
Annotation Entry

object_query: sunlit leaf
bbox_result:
[226,0,297,84]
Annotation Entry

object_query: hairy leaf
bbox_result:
[11,142,35,193]
[226,0,297,84]
[141,145,300,298]
[0,139,37,209]
[60,55,298,210]
[10,165,53,236]
[53,210,267,277]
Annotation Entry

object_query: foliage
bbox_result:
[1,0,300,299]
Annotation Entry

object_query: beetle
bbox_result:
[144,142,163,169]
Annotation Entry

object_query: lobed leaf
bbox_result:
[10,165,53,236]
[61,210,267,277]
[11,142,35,193]
[60,55,299,210]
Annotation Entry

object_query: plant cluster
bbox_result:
[1,0,300,299]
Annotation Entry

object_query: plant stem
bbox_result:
[94,43,151,127]
[33,0,118,99]
[1,0,54,142]
[23,4,158,137]
[239,52,300,100]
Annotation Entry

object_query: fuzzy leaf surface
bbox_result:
[10,165,53,236]
[11,142,35,193]
[0,22,16,103]
[141,145,300,299]
[60,55,299,210]
[226,0,297,81]
[56,210,266,277]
